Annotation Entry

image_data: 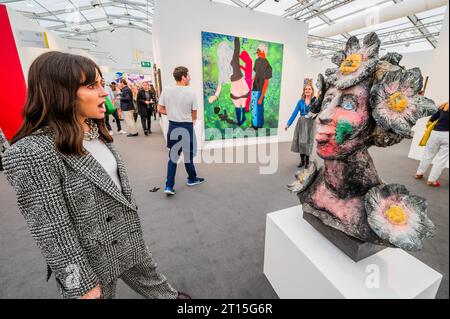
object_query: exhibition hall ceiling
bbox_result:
[1,0,447,57]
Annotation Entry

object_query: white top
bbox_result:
[105,85,115,101]
[159,85,198,123]
[83,139,122,192]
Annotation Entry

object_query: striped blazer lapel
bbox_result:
[59,150,137,211]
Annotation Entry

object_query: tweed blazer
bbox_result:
[3,131,149,299]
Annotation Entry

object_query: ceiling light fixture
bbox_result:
[91,0,101,8]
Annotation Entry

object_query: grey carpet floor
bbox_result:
[0,118,448,299]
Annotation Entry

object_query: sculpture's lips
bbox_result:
[316,133,333,145]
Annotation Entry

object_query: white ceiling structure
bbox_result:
[1,0,447,58]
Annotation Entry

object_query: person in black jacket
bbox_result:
[137,82,156,135]
[149,84,158,120]
[117,79,138,137]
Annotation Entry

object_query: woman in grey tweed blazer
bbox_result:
[3,52,188,299]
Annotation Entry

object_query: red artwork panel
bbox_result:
[0,5,26,141]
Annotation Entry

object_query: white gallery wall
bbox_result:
[6,7,68,81]
[152,0,309,149]
[409,5,448,167]
[64,28,154,83]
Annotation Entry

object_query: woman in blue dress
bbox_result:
[285,81,316,168]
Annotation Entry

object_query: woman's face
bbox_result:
[304,85,313,98]
[315,83,372,160]
[77,71,108,121]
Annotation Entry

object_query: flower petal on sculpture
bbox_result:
[329,58,378,89]
[361,32,381,59]
[372,103,414,136]
[380,52,403,66]
[375,60,402,83]
[365,184,436,251]
[316,73,326,93]
[325,67,338,77]
[345,36,361,55]
[311,73,327,114]
[380,69,402,94]
[399,67,423,97]
[370,84,388,106]
[370,67,436,137]
[332,51,346,66]
[408,95,438,118]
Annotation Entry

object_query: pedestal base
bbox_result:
[263,205,442,299]
[303,212,386,262]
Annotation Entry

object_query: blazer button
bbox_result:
[112,240,118,246]
[106,216,113,222]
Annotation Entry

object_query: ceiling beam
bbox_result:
[392,0,437,48]
[229,0,246,8]
[249,0,267,10]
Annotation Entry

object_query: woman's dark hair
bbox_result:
[11,51,112,155]
[148,83,156,95]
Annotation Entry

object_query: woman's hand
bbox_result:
[80,284,101,299]
[285,125,289,131]
[208,96,217,103]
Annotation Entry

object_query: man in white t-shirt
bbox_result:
[158,66,205,195]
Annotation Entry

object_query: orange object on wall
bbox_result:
[0,5,26,141]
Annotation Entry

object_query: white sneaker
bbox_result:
[118,130,127,135]
[109,130,114,136]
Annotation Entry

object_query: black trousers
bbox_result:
[141,112,152,133]
[105,110,121,131]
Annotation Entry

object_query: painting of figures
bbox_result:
[202,31,284,140]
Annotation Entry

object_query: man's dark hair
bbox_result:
[110,81,116,85]
[173,66,189,82]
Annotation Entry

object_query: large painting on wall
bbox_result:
[202,31,284,141]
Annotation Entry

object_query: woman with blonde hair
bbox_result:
[285,80,317,168]
[416,102,449,187]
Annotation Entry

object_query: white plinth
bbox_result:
[263,205,442,299]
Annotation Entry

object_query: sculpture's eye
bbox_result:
[322,96,333,109]
[341,95,357,111]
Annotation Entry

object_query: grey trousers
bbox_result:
[100,254,178,299]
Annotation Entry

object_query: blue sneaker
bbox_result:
[164,187,175,195]
[187,177,205,186]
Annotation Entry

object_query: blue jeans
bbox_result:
[251,91,265,128]
[166,121,197,188]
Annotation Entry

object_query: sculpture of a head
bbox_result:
[313,32,436,161]
[293,32,438,253]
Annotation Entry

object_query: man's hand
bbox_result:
[80,284,101,299]
[258,98,263,105]
[284,125,289,131]
[145,101,150,104]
